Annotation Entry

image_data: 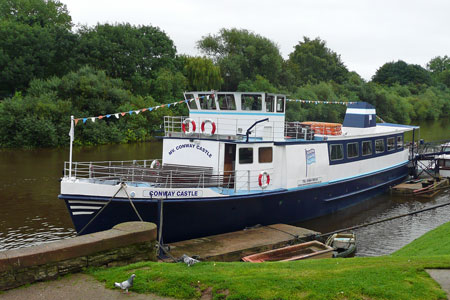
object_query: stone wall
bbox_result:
[0,222,157,291]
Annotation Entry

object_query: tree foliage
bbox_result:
[77,23,177,94]
[287,37,349,86]
[372,60,432,86]
[183,56,223,91]
[198,28,283,90]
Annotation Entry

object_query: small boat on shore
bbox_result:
[241,241,333,262]
[325,233,357,258]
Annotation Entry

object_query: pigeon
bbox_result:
[114,274,136,293]
[180,254,200,266]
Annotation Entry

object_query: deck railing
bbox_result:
[63,160,273,192]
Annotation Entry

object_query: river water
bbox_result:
[0,119,449,255]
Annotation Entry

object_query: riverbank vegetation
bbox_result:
[1,0,449,148]
[88,221,450,299]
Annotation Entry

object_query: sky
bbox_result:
[62,0,450,80]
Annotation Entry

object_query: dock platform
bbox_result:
[166,224,318,262]
[392,178,449,198]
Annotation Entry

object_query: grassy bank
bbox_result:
[89,222,450,300]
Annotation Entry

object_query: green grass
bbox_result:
[393,221,450,257]
[88,221,450,300]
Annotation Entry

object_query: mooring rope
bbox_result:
[77,183,125,236]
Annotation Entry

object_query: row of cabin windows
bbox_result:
[239,147,273,164]
[330,136,403,161]
[186,94,284,113]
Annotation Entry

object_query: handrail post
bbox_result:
[248,170,250,192]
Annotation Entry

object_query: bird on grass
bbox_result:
[114,274,136,293]
[180,254,200,266]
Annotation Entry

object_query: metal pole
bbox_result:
[69,115,74,178]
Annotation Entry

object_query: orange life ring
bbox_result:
[182,118,196,135]
[201,119,216,136]
[258,171,270,189]
[150,159,160,169]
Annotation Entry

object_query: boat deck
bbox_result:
[392,178,449,198]
[165,224,318,262]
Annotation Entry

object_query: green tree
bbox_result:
[183,56,223,91]
[286,37,349,86]
[77,23,177,94]
[198,28,283,90]
[372,60,431,86]
[0,0,72,29]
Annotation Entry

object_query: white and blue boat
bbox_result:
[59,92,417,242]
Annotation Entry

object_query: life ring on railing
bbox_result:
[150,159,160,169]
[182,118,196,135]
[201,119,216,136]
[258,171,270,189]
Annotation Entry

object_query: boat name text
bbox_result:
[143,190,203,198]
[168,143,213,158]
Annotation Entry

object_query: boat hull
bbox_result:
[60,163,408,243]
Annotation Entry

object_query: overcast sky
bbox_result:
[62,0,449,80]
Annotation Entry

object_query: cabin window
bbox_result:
[387,137,395,151]
[347,142,359,158]
[199,94,216,110]
[362,141,373,156]
[375,139,385,153]
[330,144,344,161]
[239,147,253,164]
[276,96,285,113]
[241,94,262,111]
[259,147,273,163]
[185,94,198,110]
[397,136,403,149]
[218,94,236,110]
[266,95,274,112]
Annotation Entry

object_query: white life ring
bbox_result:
[150,159,161,169]
[182,118,196,135]
[258,171,270,189]
[201,119,216,136]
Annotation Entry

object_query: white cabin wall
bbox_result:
[162,139,220,173]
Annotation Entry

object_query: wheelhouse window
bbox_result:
[375,139,385,153]
[259,147,273,163]
[266,95,274,112]
[241,94,262,111]
[218,94,236,110]
[239,147,253,164]
[362,141,373,156]
[347,142,359,159]
[276,96,285,113]
[330,144,344,161]
[199,94,216,110]
[387,137,395,151]
[185,94,198,110]
[397,136,403,149]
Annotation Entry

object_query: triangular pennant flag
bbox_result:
[115,113,120,119]
[135,110,140,115]
[121,112,126,116]
[149,107,153,111]
[74,119,79,126]
[155,106,160,110]
[106,114,111,118]
[141,108,147,112]
[98,115,104,119]
[161,104,166,108]
[128,110,133,115]
[173,102,177,106]
[91,117,96,122]
[83,118,87,124]
[179,100,184,104]
[185,100,189,103]
[167,103,171,108]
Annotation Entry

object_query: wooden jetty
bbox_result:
[392,178,449,198]
[166,224,318,262]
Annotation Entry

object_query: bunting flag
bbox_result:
[286,98,356,105]
[72,95,356,126]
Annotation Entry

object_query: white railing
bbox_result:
[164,116,315,141]
[64,160,274,193]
